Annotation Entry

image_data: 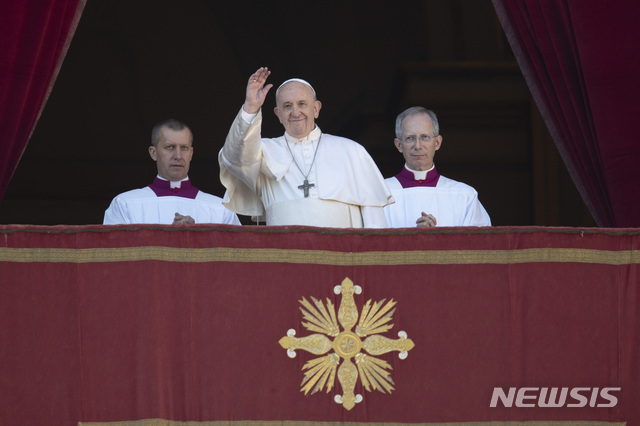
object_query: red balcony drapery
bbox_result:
[1,224,638,425]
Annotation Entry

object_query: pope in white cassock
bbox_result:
[218,67,393,227]
[384,106,491,228]
[104,119,241,226]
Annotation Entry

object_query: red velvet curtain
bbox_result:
[0,0,85,202]
[492,0,640,227]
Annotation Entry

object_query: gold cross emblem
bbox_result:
[278,277,415,410]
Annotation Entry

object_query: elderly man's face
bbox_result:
[274,82,321,139]
[394,113,442,171]
[148,126,193,181]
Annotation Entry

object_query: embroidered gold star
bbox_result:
[278,277,415,410]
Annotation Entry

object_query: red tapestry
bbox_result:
[0,224,638,425]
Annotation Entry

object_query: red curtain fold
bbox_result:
[0,0,86,202]
[492,0,640,227]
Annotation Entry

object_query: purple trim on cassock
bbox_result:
[395,166,440,188]
[149,177,199,199]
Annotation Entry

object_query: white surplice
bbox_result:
[384,174,491,227]
[103,180,241,226]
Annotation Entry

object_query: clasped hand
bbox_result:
[173,212,195,226]
[416,212,437,228]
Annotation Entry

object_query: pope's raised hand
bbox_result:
[243,67,273,114]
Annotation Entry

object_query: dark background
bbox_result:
[0,0,596,226]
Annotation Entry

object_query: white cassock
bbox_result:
[384,166,491,227]
[103,177,241,225]
[218,108,393,228]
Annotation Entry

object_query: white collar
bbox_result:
[405,164,434,180]
[284,126,322,144]
[157,175,189,189]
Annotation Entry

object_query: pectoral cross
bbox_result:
[298,179,315,198]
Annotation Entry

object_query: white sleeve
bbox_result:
[464,190,491,226]
[103,197,129,225]
[223,208,242,225]
[468,200,492,226]
[219,108,263,191]
[361,205,388,228]
[218,108,268,217]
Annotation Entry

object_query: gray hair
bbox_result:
[151,119,192,146]
[395,107,440,139]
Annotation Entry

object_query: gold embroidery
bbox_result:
[2,246,638,265]
[279,277,415,410]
